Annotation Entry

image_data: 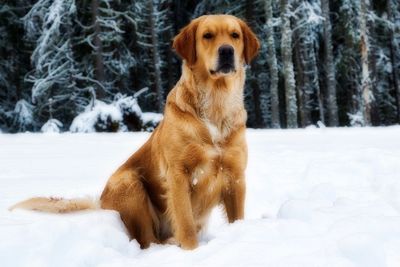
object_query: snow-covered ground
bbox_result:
[1,127,400,267]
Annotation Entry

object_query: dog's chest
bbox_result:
[204,120,226,144]
[191,121,231,191]
[190,147,226,212]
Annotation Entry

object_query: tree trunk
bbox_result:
[148,0,164,113]
[360,0,373,126]
[321,0,338,126]
[387,0,400,123]
[366,14,380,126]
[314,44,325,125]
[309,41,325,125]
[265,0,280,128]
[281,0,298,128]
[91,0,106,99]
[294,26,318,127]
[293,30,308,127]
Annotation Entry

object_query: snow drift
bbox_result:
[1,127,400,267]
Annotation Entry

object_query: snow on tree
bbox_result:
[69,94,156,133]
[264,0,280,128]
[335,0,363,126]
[0,4,17,131]
[193,0,246,17]
[70,99,122,133]
[141,112,163,131]
[134,0,173,113]
[41,118,63,133]
[359,0,374,126]
[74,0,136,101]
[154,1,178,95]
[281,0,298,128]
[387,0,400,123]
[90,0,106,99]
[321,0,339,126]
[0,1,34,132]
[335,0,377,127]
[292,0,324,127]
[365,1,398,125]
[241,0,269,128]
[23,0,79,128]
[11,99,34,132]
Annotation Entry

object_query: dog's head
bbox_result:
[173,15,260,79]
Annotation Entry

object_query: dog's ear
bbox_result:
[239,20,260,64]
[173,19,200,66]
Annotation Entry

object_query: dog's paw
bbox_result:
[163,237,179,245]
[180,237,199,250]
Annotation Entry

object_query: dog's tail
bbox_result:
[9,197,100,213]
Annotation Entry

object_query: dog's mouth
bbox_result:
[210,64,236,75]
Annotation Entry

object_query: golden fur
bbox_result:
[9,197,99,213]
[10,15,259,250]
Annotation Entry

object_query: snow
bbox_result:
[41,119,63,133]
[70,95,159,133]
[114,94,142,118]
[12,99,34,130]
[348,111,364,126]
[142,112,163,125]
[1,127,400,267]
[70,100,123,133]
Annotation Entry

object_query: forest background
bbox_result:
[1,0,399,133]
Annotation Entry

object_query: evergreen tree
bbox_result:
[1,0,400,132]
[0,1,35,132]
[23,0,79,128]
[368,0,397,125]
[334,0,363,126]
[135,0,172,112]
[75,0,136,102]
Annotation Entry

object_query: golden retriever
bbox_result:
[10,14,260,250]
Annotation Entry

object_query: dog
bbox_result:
[10,14,260,250]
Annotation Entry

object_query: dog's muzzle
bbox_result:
[211,45,236,75]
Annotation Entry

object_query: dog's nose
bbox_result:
[218,45,234,58]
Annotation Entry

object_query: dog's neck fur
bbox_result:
[176,63,247,142]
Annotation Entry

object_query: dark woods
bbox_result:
[0,0,399,132]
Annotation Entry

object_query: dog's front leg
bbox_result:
[222,173,246,223]
[167,169,198,250]
[221,141,247,223]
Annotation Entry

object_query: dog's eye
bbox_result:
[231,32,240,39]
[203,33,213,39]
